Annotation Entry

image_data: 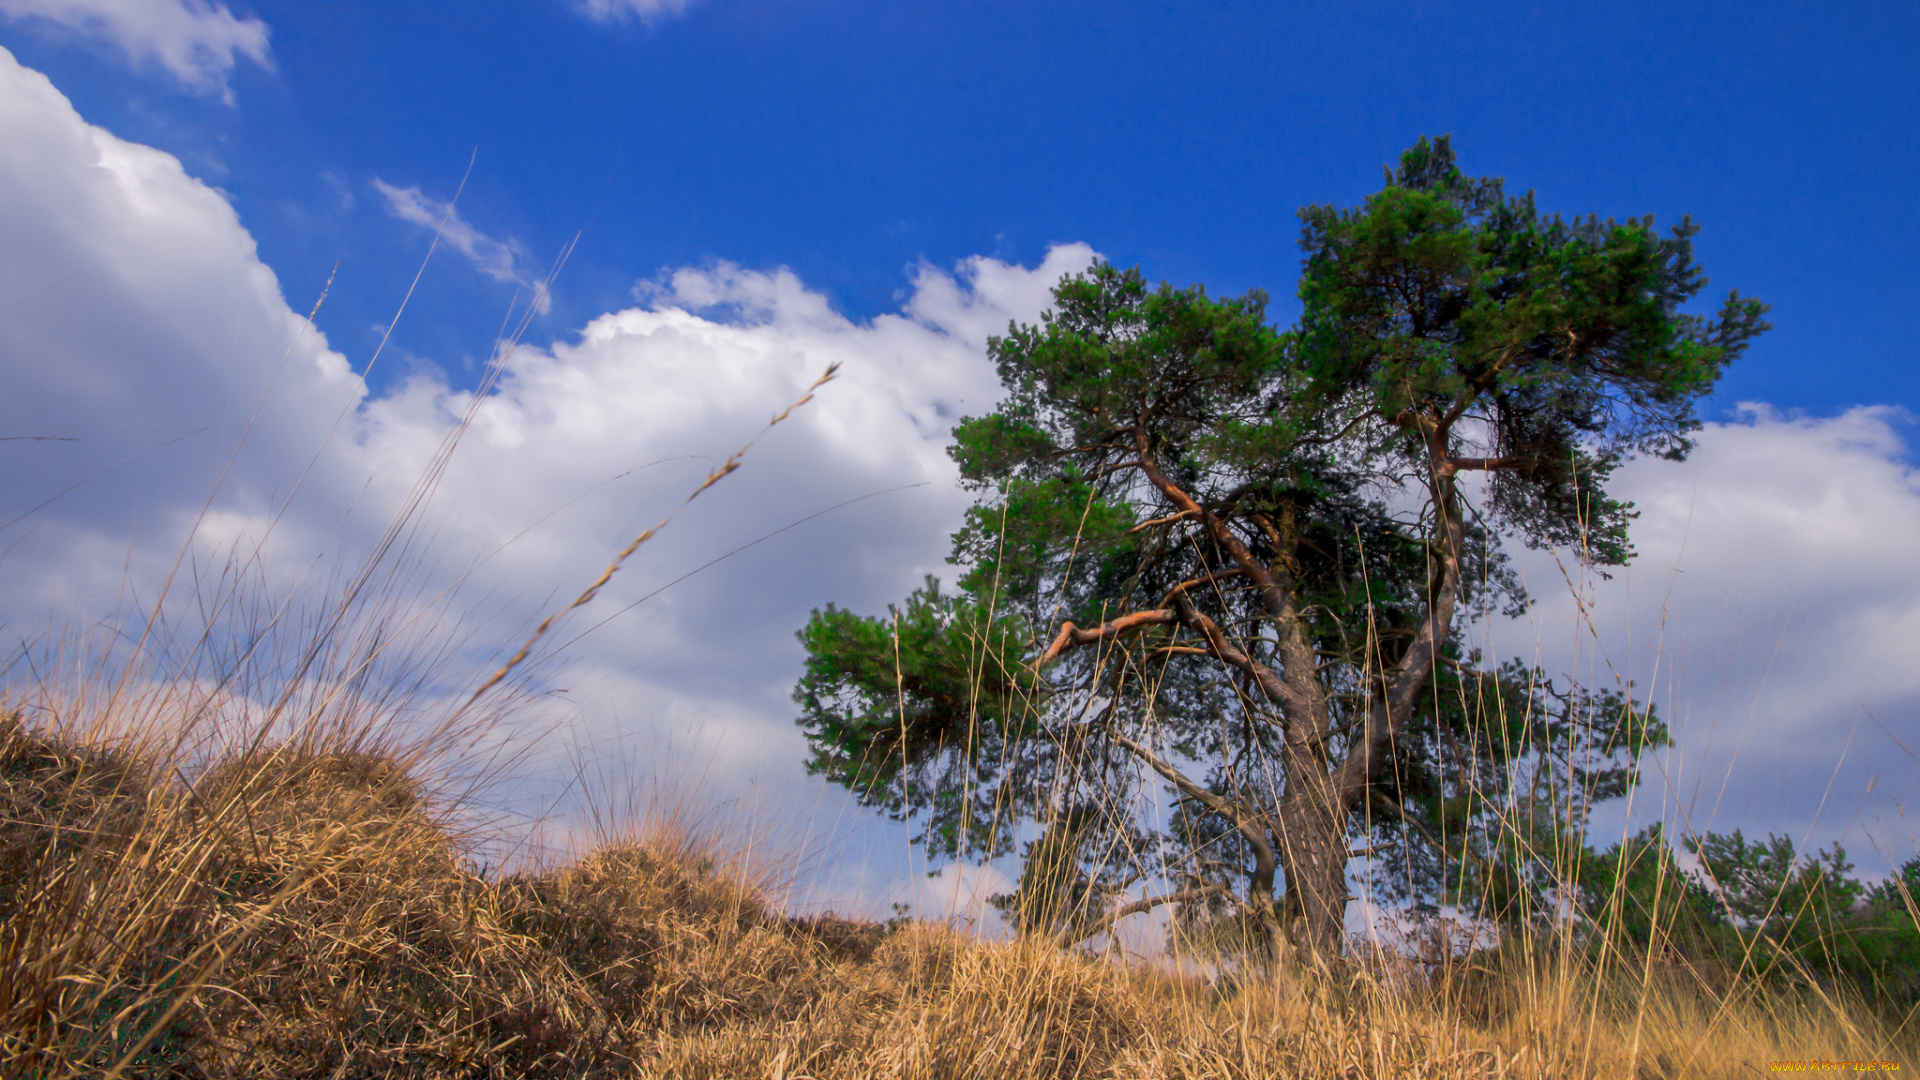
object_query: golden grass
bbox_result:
[0,275,1905,1073]
[2,706,1910,1079]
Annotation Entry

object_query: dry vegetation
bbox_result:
[0,336,1908,1077]
[1,702,1910,1079]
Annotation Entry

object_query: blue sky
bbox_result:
[0,0,1916,927]
[8,0,1917,413]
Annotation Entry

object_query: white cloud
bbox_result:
[1489,405,1920,873]
[0,0,270,98]
[0,43,359,613]
[328,244,1097,815]
[577,0,702,24]
[2,36,1912,918]
[0,43,1091,907]
[372,179,551,311]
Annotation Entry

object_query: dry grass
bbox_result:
[1,707,1910,1079]
[0,290,1906,1073]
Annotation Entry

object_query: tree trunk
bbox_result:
[1277,739,1350,962]
[1243,821,1291,973]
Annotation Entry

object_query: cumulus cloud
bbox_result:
[1,38,1911,916]
[577,0,702,24]
[0,42,1092,907]
[0,0,270,98]
[1490,405,1920,873]
[329,244,1098,816]
[0,44,359,614]
[372,179,550,311]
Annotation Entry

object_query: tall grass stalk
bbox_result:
[1,266,1910,1076]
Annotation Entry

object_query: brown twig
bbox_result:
[1037,609,1180,666]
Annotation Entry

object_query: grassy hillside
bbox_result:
[1,708,1910,1079]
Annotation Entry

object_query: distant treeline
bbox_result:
[1567,826,1920,1006]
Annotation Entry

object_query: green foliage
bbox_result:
[1686,830,1920,1002]
[1368,667,1674,924]
[795,136,1766,944]
[1857,856,1920,1002]
[1572,828,1920,1009]
[1574,824,1723,955]
[794,577,1041,858]
[1689,830,1863,935]
[1297,134,1769,564]
[949,473,1137,599]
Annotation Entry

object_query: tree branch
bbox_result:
[1147,645,1211,658]
[1439,655,1497,682]
[1336,430,1465,805]
[1106,723,1283,952]
[1107,727,1272,856]
[1157,568,1248,606]
[1131,427,1332,742]
[1129,508,1200,533]
[1133,434,1289,622]
[1063,881,1231,947]
[1174,599,1304,719]
[1447,455,1526,472]
[1038,608,1179,666]
[1289,408,1375,449]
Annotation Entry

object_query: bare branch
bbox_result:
[1129,508,1200,533]
[1157,568,1248,606]
[1038,608,1179,666]
[1174,600,1304,720]
[1336,431,1465,804]
[1439,655,1497,681]
[1146,645,1211,658]
[1448,455,1526,472]
[1107,727,1275,876]
[1289,408,1374,449]
[1064,881,1231,947]
[1130,430,1331,741]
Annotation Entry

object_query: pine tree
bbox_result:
[795,137,1767,961]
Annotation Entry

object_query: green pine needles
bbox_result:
[794,136,1770,962]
